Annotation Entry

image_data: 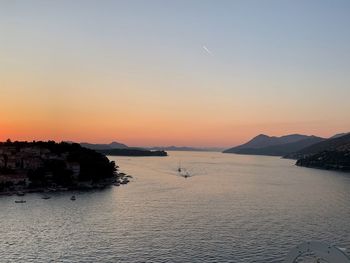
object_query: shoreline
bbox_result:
[0,172,132,197]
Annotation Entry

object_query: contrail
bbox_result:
[203,45,213,56]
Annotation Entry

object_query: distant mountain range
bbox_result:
[77,141,167,157]
[77,142,223,152]
[223,132,350,172]
[79,141,129,150]
[96,148,167,157]
[223,134,325,156]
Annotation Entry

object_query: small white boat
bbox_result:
[70,195,76,201]
[15,199,26,203]
[16,191,25,196]
[42,195,51,200]
[179,168,190,178]
[177,161,182,173]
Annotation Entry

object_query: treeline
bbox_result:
[1,140,117,188]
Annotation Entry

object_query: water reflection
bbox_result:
[0,151,349,262]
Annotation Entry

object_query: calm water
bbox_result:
[1,151,350,262]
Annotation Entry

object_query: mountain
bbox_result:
[223,134,325,156]
[287,133,350,159]
[295,133,350,171]
[97,148,167,157]
[79,141,128,150]
[77,141,167,156]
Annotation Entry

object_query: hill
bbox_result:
[97,148,167,157]
[223,134,324,156]
[80,141,128,150]
[0,140,120,192]
[296,150,350,172]
[79,142,167,156]
[329,132,349,139]
[286,133,350,159]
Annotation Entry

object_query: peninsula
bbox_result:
[97,148,167,157]
[0,140,129,194]
[72,141,168,156]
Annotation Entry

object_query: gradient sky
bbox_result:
[1,0,350,147]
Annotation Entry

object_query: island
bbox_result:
[97,148,167,157]
[67,141,168,156]
[0,140,130,195]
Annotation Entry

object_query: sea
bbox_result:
[1,151,350,262]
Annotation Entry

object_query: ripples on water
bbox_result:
[1,151,350,262]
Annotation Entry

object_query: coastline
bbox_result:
[0,172,132,196]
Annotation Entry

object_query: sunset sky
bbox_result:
[1,0,350,147]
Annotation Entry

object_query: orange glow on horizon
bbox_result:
[1,115,347,148]
[1,1,350,148]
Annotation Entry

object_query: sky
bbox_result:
[1,0,350,147]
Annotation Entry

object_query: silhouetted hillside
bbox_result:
[0,140,118,192]
[296,150,350,172]
[293,133,350,172]
[80,141,128,150]
[97,148,167,157]
[286,133,350,159]
[329,132,349,139]
[223,134,324,156]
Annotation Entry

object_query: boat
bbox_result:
[42,195,51,200]
[122,178,129,184]
[15,198,26,203]
[16,191,25,196]
[15,200,26,203]
[179,167,190,178]
[177,161,182,173]
[70,195,76,201]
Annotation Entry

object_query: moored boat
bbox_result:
[42,195,51,200]
[15,198,26,203]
